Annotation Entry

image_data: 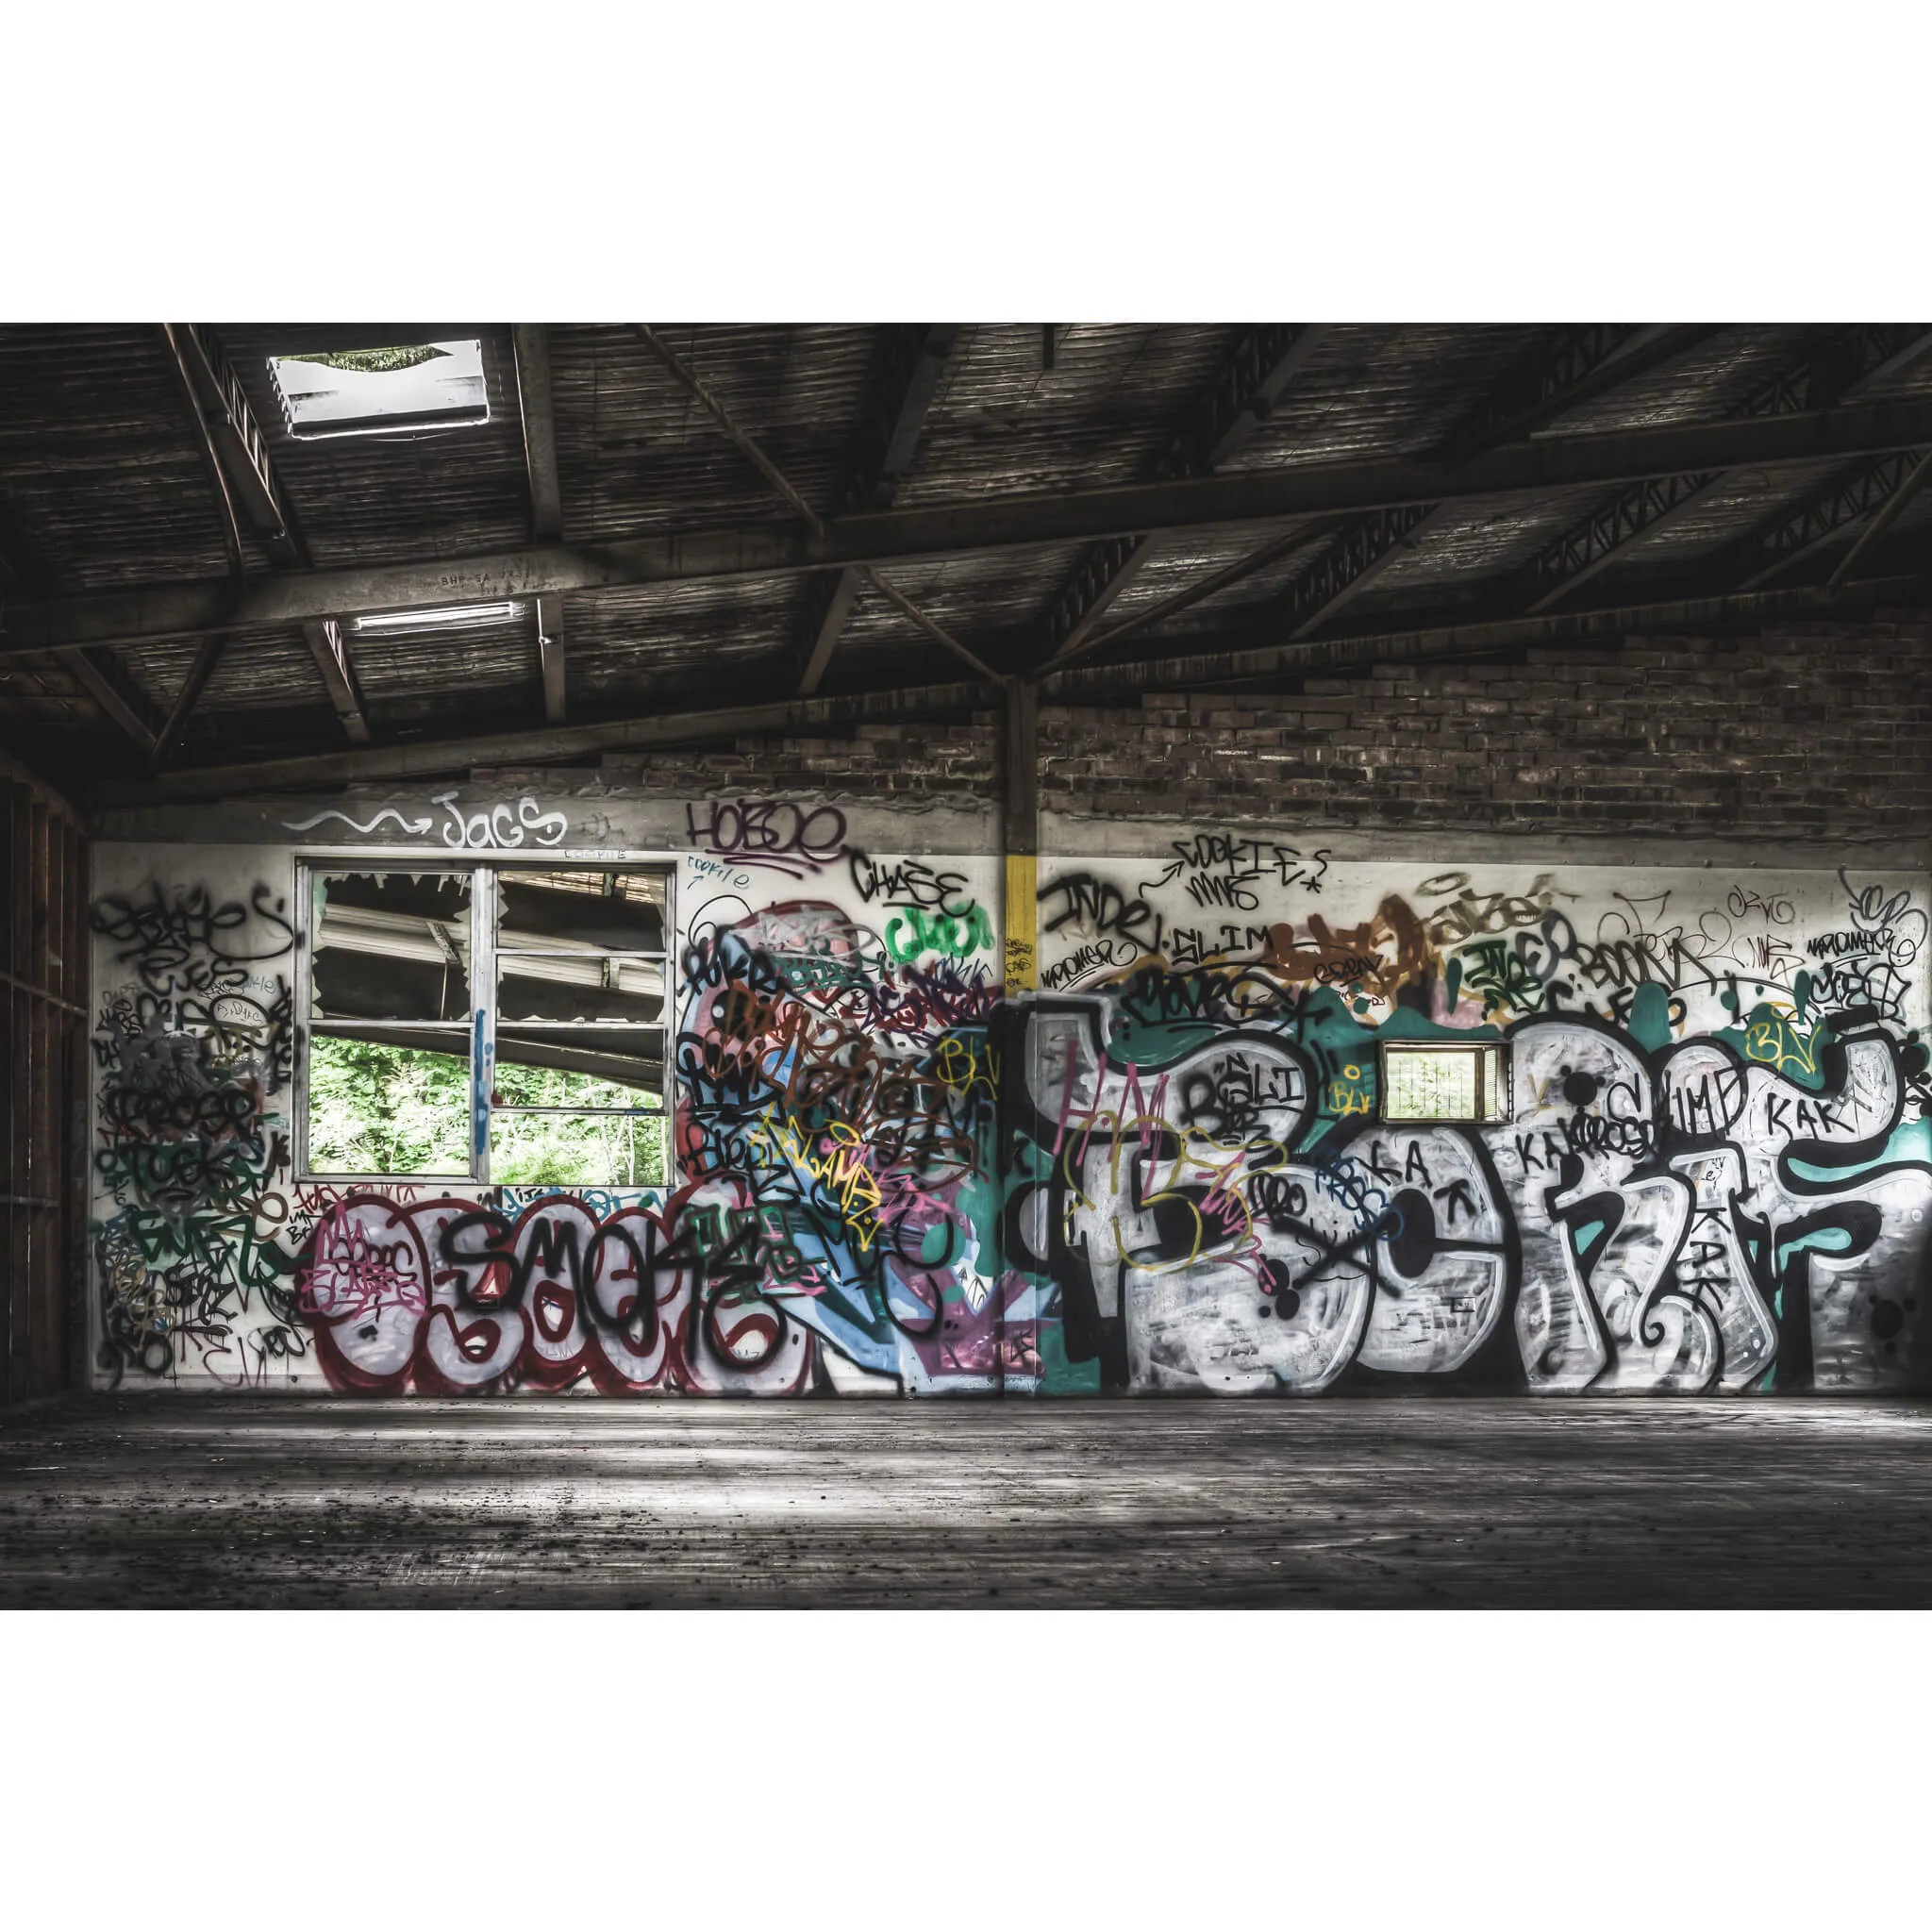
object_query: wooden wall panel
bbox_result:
[1,758,88,1407]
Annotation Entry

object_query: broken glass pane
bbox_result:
[497,869,667,952]
[495,1026,665,1094]
[312,872,471,1021]
[496,956,665,1024]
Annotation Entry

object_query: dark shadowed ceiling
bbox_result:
[3,321,1930,802]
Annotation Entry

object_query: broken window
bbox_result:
[1378,1041,1509,1124]
[299,863,670,1184]
[491,870,668,1187]
[307,870,473,1174]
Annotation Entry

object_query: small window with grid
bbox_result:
[1377,1040,1510,1124]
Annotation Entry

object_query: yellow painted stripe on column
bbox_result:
[1004,852,1038,991]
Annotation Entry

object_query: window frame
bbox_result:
[293,849,676,1188]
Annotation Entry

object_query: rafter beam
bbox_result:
[14,393,1932,658]
[1521,326,1932,613]
[102,676,996,806]
[149,633,229,770]
[1042,575,1927,702]
[536,593,567,724]
[93,568,1930,808]
[1276,325,1722,641]
[175,326,305,566]
[798,568,865,695]
[0,486,160,752]
[512,325,564,543]
[636,325,997,684]
[1069,523,1335,665]
[1834,324,1932,400]
[1442,324,1724,457]
[1828,447,1932,587]
[1730,447,1931,590]
[1040,325,1329,662]
[68,651,158,755]
[158,324,246,579]
[798,325,958,694]
[303,619,372,743]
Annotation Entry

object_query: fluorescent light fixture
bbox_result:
[268,339,490,439]
[351,602,525,634]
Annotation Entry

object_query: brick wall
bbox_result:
[1040,619,1932,836]
[590,619,1931,838]
[607,712,1002,801]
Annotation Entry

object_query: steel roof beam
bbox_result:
[1041,574,1927,701]
[105,675,997,804]
[13,393,1932,658]
[511,325,564,545]
[1729,446,1931,590]
[1827,447,1932,587]
[635,324,998,682]
[1274,325,1722,641]
[1520,325,1932,612]
[175,326,306,567]
[68,651,158,755]
[303,618,372,744]
[1835,324,1932,399]
[1039,325,1329,663]
[1441,324,1724,458]
[158,324,247,580]
[94,569,1929,807]
[149,632,229,770]
[798,325,958,694]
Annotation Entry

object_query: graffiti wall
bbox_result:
[1023,842,1932,1393]
[87,793,1932,1397]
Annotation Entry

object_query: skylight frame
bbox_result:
[267,338,491,442]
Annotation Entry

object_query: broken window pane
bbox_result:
[312,872,471,1022]
[496,957,665,1024]
[307,1034,471,1174]
[495,1026,665,1095]
[497,869,667,952]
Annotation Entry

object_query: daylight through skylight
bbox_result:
[268,340,489,439]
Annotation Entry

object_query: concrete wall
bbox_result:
[84,625,1932,1397]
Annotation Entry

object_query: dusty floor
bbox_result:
[2,1392,1930,1607]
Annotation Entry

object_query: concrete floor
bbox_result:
[3,1392,1931,1607]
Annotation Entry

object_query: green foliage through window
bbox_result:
[308,1036,664,1184]
[283,346,449,375]
[308,1036,469,1175]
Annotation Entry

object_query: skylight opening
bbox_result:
[350,603,525,635]
[268,340,489,440]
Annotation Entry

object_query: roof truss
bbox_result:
[12,391,1932,662]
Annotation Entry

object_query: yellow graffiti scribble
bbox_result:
[1327,1062,1374,1118]
[751,1117,885,1252]
[1744,1012,1818,1078]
